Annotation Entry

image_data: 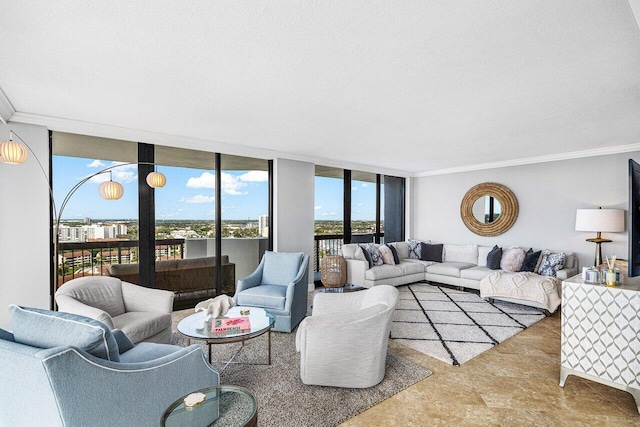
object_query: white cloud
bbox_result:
[187,172,215,189]
[322,211,337,216]
[87,162,137,184]
[186,172,248,195]
[87,159,105,168]
[239,171,268,182]
[314,205,322,210]
[182,195,215,204]
[361,183,369,187]
[352,186,357,191]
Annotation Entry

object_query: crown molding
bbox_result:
[414,143,640,177]
[0,87,16,124]
[8,112,410,178]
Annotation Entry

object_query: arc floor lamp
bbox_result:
[0,130,167,308]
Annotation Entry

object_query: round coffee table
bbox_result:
[161,385,257,427]
[178,306,275,373]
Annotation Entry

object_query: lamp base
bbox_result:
[586,237,612,267]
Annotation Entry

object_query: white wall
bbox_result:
[412,151,640,271]
[273,158,315,279]
[0,123,51,329]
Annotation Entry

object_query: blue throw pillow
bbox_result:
[10,305,120,362]
[408,240,422,259]
[537,250,566,277]
[486,245,503,270]
[388,245,401,264]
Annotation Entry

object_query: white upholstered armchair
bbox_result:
[295,285,399,388]
[55,276,174,344]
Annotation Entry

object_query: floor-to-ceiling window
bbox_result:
[52,132,139,286]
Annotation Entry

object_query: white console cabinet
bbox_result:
[560,274,640,413]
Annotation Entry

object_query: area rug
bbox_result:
[391,283,546,366]
[172,326,431,427]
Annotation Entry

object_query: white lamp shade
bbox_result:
[575,209,625,232]
[99,180,125,200]
[146,171,167,188]
[0,140,28,164]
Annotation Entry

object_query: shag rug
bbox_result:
[391,283,546,366]
[172,321,431,427]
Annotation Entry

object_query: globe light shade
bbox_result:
[0,140,29,164]
[99,180,125,200]
[146,171,167,188]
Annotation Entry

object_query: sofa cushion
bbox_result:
[421,243,443,262]
[365,264,405,281]
[113,312,172,345]
[501,247,526,272]
[426,262,476,277]
[402,259,435,269]
[10,305,120,362]
[391,242,410,260]
[477,246,493,267]
[408,240,422,259]
[235,284,287,310]
[460,266,494,281]
[397,261,427,275]
[443,244,478,264]
[486,245,502,270]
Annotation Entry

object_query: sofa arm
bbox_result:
[121,281,174,313]
[345,259,368,287]
[556,267,578,281]
[55,295,115,329]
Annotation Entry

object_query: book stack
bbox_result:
[210,316,251,336]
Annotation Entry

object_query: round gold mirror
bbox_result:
[461,183,518,236]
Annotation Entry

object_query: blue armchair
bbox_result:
[234,251,309,332]
[0,305,218,427]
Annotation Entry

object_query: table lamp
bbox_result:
[575,207,625,267]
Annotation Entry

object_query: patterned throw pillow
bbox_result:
[408,240,422,259]
[537,250,566,277]
[362,244,384,267]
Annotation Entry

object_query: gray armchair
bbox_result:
[0,305,218,427]
[296,285,399,388]
[55,276,174,344]
[234,251,309,332]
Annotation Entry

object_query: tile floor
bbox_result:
[340,310,640,426]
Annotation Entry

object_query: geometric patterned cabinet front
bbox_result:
[560,274,640,414]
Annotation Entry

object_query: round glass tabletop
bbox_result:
[161,385,257,427]
[178,306,275,342]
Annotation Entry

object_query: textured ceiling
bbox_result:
[1,1,640,175]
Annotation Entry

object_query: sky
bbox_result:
[53,156,380,221]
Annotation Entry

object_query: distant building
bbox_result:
[259,214,269,237]
[58,223,127,242]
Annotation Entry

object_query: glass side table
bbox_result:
[161,385,257,427]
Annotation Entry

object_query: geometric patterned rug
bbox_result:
[391,283,546,366]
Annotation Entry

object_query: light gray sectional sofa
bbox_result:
[342,242,578,313]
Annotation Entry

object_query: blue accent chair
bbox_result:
[234,251,309,332]
[0,305,218,427]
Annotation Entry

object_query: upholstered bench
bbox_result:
[479,271,561,315]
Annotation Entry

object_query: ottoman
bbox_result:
[479,271,561,315]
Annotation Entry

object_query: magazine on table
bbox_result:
[210,316,251,335]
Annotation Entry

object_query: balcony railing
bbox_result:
[58,238,185,285]
[313,233,383,272]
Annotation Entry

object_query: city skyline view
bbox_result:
[52,156,382,221]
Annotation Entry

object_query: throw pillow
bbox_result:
[388,244,401,264]
[520,249,542,272]
[359,245,373,267]
[10,305,120,361]
[538,250,566,277]
[500,247,526,272]
[408,240,422,259]
[353,245,368,263]
[421,243,443,262]
[362,244,384,267]
[378,245,396,265]
[486,245,503,270]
